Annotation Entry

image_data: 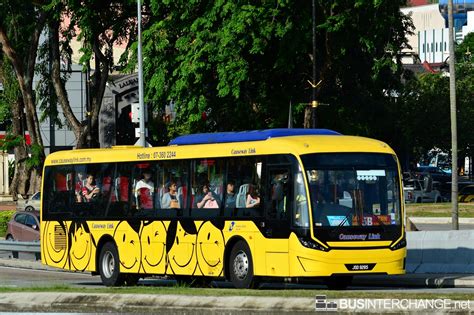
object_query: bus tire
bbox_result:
[99,242,124,286]
[229,241,258,289]
[324,275,353,290]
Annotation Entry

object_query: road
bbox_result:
[1,264,474,295]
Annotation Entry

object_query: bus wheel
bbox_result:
[99,242,124,286]
[229,241,258,289]
[324,275,353,290]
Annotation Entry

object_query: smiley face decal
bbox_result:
[113,221,142,272]
[167,220,198,275]
[196,221,225,276]
[69,221,95,271]
[42,221,68,268]
[140,221,167,274]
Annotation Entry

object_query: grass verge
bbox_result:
[0,210,15,238]
[406,203,474,217]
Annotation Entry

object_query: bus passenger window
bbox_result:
[161,181,180,209]
[194,182,220,209]
[224,180,237,209]
[135,168,155,210]
[191,158,224,217]
[245,184,260,208]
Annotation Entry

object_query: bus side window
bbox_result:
[226,157,263,218]
[44,166,75,219]
[267,168,291,220]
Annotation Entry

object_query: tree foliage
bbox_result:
[133,0,412,141]
[46,0,138,148]
[0,0,46,196]
[398,33,474,166]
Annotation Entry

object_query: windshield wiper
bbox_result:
[329,208,353,237]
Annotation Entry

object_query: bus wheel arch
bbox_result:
[227,238,259,289]
[95,235,115,274]
[224,236,247,281]
[97,238,125,286]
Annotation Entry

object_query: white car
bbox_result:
[403,179,442,203]
[17,192,41,212]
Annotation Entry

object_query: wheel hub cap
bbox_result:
[233,250,249,280]
[102,251,115,278]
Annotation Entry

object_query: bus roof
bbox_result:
[168,129,341,146]
[44,133,395,166]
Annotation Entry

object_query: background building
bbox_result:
[402,0,474,64]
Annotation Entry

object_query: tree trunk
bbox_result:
[9,97,32,200]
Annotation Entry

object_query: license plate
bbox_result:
[345,263,375,271]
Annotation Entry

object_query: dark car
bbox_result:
[5,210,40,241]
[415,166,451,184]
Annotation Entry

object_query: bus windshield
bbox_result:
[301,153,402,239]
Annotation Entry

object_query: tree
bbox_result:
[398,32,474,168]
[0,0,47,197]
[132,0,412,142]
[0,56,30,199]
[47,0,137,148]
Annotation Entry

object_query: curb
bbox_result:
[0,292,314,314]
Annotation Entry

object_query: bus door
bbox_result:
[263,164,292,276]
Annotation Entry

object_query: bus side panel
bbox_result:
[223,221,262,276]
[41,221,71,271]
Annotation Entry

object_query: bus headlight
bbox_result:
[390,238,406,251]
[298,237,329,252]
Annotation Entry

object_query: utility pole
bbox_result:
[448,0,459,230]
[311,0,317,129]
[137,0,146,147]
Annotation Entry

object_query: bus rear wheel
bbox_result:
[324,275,353,290]
[229,241,258,289]
[99,242,124,286]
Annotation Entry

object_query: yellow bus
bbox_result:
[40,129,406,289]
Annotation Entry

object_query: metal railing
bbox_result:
[0,240,40,260]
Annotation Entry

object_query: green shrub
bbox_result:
[0,211,15,238]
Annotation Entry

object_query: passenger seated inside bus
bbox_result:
[135,169,155,209]
[75,172,85,202]
[224,180,236,209]
[194,182,220,208]
[246,184,260,208]
[161,181,180,209]
[82,174,100,202]
[271,172,288,213]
